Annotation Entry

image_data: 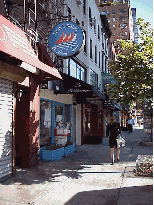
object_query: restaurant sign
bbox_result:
[49,22,84,58]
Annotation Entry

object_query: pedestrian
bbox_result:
[106,116,121,165]
[127,116,135,134]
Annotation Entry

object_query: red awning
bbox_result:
[0,14,62,80]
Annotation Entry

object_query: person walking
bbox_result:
[127,116,135,134]
[106,116,121,165]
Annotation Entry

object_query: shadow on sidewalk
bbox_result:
[64,185,153,205]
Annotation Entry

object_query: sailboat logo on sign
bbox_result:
[49,22,84,58]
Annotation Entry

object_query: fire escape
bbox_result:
[3,0,67,72]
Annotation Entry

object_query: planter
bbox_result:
[42,147,64,161]
[64,144,75,156]
[39,147,45,160]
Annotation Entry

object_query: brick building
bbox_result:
[95,0,134,46]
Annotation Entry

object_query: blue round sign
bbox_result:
[49,22,84,58]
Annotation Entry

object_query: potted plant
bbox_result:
[42,144,64,161]
[64,141,75,156]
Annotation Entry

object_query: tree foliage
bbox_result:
[106,18,153,108]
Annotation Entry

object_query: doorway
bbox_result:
[15,85,30,167]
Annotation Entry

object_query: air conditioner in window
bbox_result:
[76,0,82,5]
[89,18,94,26]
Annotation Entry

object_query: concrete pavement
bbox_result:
[0,125,153,205]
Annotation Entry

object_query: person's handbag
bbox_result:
[116,133,125,148]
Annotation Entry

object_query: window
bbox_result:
[113,41,116,46]
[101,0,107,3]
[102,11,110,15]
[102,33,104,49]
[40,100,52,147]
[94,17,96,33]
[76,19,80,25]
[119,16,126,21]
[105,57,107,73]
[102,53,104,72]
[113,17,115,22]
[119,23,127,28]
[83,0,86,15]
[120,32,127,37]
[83,30,87,53]
[113,25,115,29]
[67,7,71,21]
[107,18,110,23]
[67,59,86,82]
[112,10,115,14]
[95,46,97,64]
[90,68,98,88]
[99,52,100,68]
[89,7,91,19]
[119,9,126,14]
[90,38,92,59]
[98,25,100,40]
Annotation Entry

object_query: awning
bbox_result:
[0,14,62,80]
[51,73,105,101]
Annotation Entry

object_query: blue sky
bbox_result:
[130,0,153,26]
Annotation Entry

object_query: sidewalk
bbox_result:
[0,127,153,205]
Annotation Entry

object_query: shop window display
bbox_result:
[40,100,72,147]
[54,104,71,146]
[40,100,52,147]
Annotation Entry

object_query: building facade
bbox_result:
[131,8,138,44]
[95,0,134,46]
[0,0,114,181]
[0,0,62,181]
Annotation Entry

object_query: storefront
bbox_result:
[39,97,73,147]
[81,100,104,144]
[0,14,62,181]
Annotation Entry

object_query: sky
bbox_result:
[130,0,153,26]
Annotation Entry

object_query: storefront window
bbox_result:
[40,100,72,147]
[54,104,72,145]
[55,105,63,129]
[40,100,52,147]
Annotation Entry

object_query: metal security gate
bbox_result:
[0,77,13,181]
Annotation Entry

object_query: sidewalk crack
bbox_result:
[116,166,127,205]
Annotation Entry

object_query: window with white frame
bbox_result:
[102,53,104,72]
[119,16,126,21]
[95,46,97,64]
[66,58,86,82]
[119,8,126,14]
[119,23,127,28]
[90,38,92,59]
[98,25,100,40]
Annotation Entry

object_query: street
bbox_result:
[0,125,153,205]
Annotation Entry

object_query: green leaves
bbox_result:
[106,19,153,107]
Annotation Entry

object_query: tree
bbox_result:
[106,18,153,108]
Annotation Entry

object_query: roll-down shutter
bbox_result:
[0,77,13,181]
